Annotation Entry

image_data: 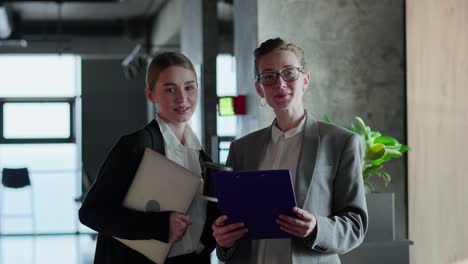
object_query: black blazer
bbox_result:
[79,120,219,264]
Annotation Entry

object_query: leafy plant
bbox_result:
[324,115,410,192]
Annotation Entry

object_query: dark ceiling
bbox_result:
[0,0,166,42]
[0,0,233,55]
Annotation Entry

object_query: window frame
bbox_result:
[0,97,76,144]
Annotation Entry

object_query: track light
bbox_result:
[0,5,13,39]
[122,44,147,80]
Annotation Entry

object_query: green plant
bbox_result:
[324,115,410,192]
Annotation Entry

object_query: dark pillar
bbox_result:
[201,0,218,159]
[181,0,218,159]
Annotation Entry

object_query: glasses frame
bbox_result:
[256,67,305,86]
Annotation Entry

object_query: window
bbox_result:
[0,55,82,235]
[0,99,75,144]
[216,54,237,164]
[0,144,79,234]
[216,54,237,137]
[0,55,79,98]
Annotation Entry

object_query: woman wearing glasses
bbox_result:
[212,38,368,264]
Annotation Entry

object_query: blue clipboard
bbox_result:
[213,169,297,240]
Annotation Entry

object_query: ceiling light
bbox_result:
[0,6,13,39]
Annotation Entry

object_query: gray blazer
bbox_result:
[217,114,368,264]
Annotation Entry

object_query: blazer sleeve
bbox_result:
[306,133,368,254]
[78,133,171,242]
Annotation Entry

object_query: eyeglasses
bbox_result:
[256,67,304,86]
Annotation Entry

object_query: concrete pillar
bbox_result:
[181,0,218,158]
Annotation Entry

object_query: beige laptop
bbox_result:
[113,148,202,264]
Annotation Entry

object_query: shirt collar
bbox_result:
[155,114,201,150]
[271,115,306,143]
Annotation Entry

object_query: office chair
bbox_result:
[0,168,36,234]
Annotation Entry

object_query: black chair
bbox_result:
[0,168,36,234]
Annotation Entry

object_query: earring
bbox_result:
[258,97,267,107]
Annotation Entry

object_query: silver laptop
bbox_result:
[114,148,202,263]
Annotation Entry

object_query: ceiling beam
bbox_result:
[0,35,142,57]
[1,0,121,2]
[12,19,148,38]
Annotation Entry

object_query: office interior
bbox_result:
[0,0,466,264]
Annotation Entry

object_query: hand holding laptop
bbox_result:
[169,213,192,243]
[113,148,203,263]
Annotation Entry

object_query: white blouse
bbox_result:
[253,115,306,264]
[155,114,207,257]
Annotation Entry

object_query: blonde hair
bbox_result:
[254,38,307,76]
[146,52,196,91]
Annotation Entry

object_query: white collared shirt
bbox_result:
[262,116,306,184]
[253,115,306,264]
[155,114,207,257]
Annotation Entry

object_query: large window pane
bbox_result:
[34,171,79,233]
[1,171,78,234]
[219,150,229,165]
[0,55,80,97]
[216,54,236,96]
[3,102,71,139]
[216,54,237,137]
[0,144,79,234]
[217,115,237,136]
[0,144,78,174]
[0,54,81,236]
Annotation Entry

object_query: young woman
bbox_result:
[212,38,368,264]
[79,52,219,264]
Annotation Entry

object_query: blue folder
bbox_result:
[213,169,297,240]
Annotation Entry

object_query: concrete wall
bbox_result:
[253,0,407,239]
[81,59,147,185]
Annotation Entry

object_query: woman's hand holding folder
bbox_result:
[212,215,248,248]
[276,207,317,238]
[169,212,192,243]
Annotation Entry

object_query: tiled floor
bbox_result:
[0,235,95,264]
[0,235,220,264]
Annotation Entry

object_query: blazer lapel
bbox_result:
[294,114,320,208]
[145,120,166,155]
